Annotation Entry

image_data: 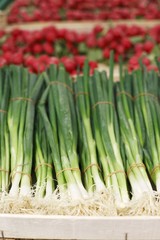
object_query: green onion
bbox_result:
[116,66,153,198]
[89,53,129,204]
[0,67,10,193]
[35,110,55,198]
[132,68,160,191]
[74,61,106,193]
[39,65,88,200]
[8,65,44,196]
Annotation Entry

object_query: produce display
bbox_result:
[0,56,160,216]
[1,0,160,219]
[0,24,160,73]
[7,0,160,23]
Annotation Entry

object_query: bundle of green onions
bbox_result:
[8,65,44,196]
[88,55,129,204]
[0,57,160,214]
[35,110,55,198]
[132,68,160,191]
[74,62,106,195]
[38,65,89,200]
[115,67,153,198]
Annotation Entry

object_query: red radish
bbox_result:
[116,45,125,54]
[103,48,110,59]
[142,57,151,66]
[93,25,103,34]
[32,44,43,54]
[104,33,114,44]
[49,57,59,65]
[74,55,86,67]
[89,61,98,69]
[61,58,76,73]
[43,42,54,55]
[134,43,144,54]
[2,52,13,64]
[143,41,154,53]
[65,31,77,42]
[0,30,6,38]
[122,38,132,49]
[129,56,139,65]
[12,52,23,65]
[25,55,35,66]
[97,37,106,48]
[7,0,160,23]
[0,24,159,75]
[147,65,158,71]
[45,31,57,42]
[0,57,7,67]
[77,33,87,43]
[86,35,97,48]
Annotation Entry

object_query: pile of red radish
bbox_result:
[0,24,159,73]
[8,0,160,23]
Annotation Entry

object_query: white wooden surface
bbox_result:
[0,214,160,240]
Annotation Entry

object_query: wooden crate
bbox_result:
[0,214,160,240]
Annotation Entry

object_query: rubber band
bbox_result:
[11,171,32,182]
[56,167,80,178]
[134,93,158,103]
[117,91,134,100]
[127,163,145,176]
[11,163,29,174]
[83,163,101,173]
[10,163,30,179]
[92,101,115,110]
[0,109,7,114]
[48,81,74,95]
[10,97,35,105]
[105,170,126,180]
[35,163,53,172]
[0,168,9,173]
[75,92,88,99]
[150,164,160,177]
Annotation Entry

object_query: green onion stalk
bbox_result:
[76,108,95,195]
[0,67,10,193]
[38,65,87,200]
[89,66,129,204]
[48,65,88,200]
[35,110,55,198]
[132,68,160,192]
[74,62,106,193]
[115,67,153,199]
[38,85,66,197]
[8,65,44,196]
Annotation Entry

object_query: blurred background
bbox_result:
[0,0,160,75]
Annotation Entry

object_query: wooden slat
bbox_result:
[5,20,160,32]
[0,214,160,240]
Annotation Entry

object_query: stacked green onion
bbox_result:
[0,58,160,208]
[8,65,44,196]
[132,68,160,191]
[115,69,153,198]
[74,62,106,195]
[88,54,129,204]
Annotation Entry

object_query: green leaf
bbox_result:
[78,42,88,53]
[87,48,103,61]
